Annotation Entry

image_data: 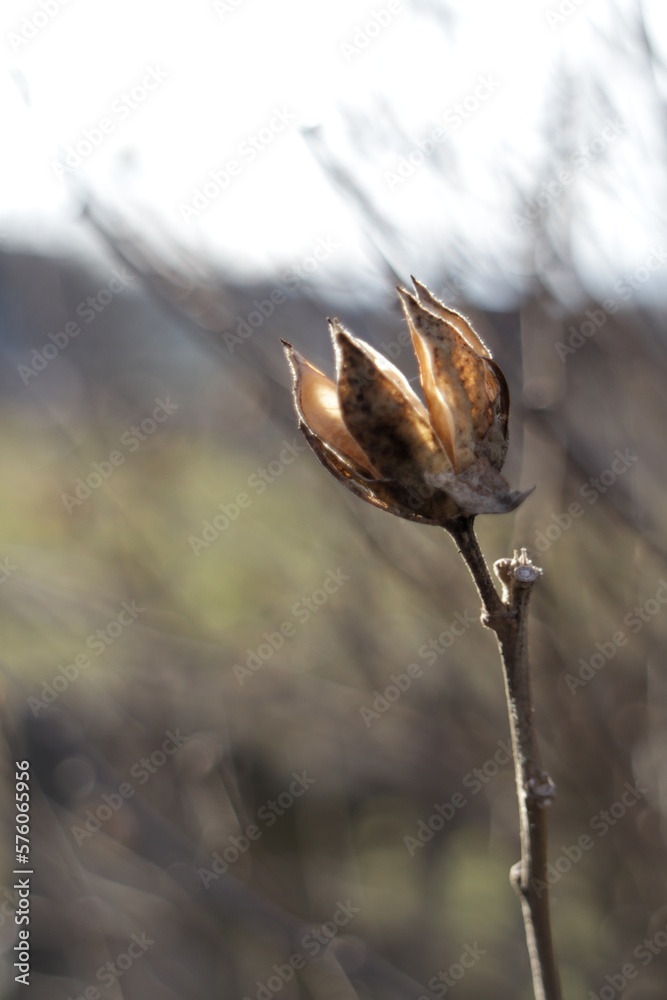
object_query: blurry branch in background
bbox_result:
[302,119,404,289]
[8,686,435,1000]
[79,194,295,424]
[77,194,481,618]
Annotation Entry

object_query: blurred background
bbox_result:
[0,0,666,997]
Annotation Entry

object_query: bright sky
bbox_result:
[2,0,666,307]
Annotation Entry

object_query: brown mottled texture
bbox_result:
[411,276,491,358]
[333,323,451,490]
[480,357,510,470]
[283,342,377,475]
[298,423,458,524]
[399,287,481,470]
[428,457,534,515]
[282,281,531,526]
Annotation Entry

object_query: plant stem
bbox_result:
[448,517,562,1000]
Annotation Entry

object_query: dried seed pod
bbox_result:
[282,280,533,526]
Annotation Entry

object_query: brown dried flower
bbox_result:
[282,278,533,526]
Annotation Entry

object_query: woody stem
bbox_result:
[448,517,562,1000]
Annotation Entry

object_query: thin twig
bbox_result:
[448,517,562,1000]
